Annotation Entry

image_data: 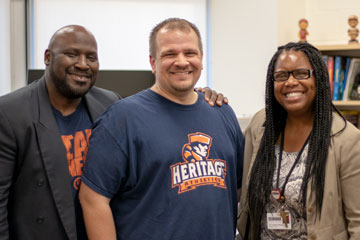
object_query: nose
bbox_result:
[75,55,89,70]
[174,53,189,67]
[284,74,299,86]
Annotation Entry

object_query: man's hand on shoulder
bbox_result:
[196,87,229,107]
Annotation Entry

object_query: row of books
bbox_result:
[323,55,360,101]
[341,110,360,128]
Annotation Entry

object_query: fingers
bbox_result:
[196,87,213,104]
[195,87,229,107]
[214,93,225,106]
[213,93,229,106]
[204,87,215,105]
[225,97,229,104]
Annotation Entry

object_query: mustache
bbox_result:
[66,69,92,78]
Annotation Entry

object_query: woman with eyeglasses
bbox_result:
[237,42,360,239]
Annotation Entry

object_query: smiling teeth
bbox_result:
[286,92,303,97]
[174,72,191,74]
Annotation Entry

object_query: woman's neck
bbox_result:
[279,113,314,152]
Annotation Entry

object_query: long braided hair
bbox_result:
[247,42,336,238]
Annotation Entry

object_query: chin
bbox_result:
[174,85,195,93]
[285,106,313,115]
[174,81,197,90]
[65,84,94,99]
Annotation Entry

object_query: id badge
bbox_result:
[266,211,292,230]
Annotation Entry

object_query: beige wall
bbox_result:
[278,0,306,46]
[210,0,278,118]
[279,0,360,45]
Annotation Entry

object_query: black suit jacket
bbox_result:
[0,77,120,240]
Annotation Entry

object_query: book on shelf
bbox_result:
[322,55,328,67]
[342,58,360,101]
[341,58,351,100]
[332,56,341,100]
[324,56,351,100]
[327,56,334,97]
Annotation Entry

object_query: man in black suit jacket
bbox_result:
[0,25,120,240]
[0,25,226,240]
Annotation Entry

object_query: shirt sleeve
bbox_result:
[82,111,129,199]
[222,104,245,189]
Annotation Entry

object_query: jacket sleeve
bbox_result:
[238,109,265,238]
[0,109,16,239]
[338,124,360,239]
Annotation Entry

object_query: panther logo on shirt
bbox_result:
[170,132,227,194]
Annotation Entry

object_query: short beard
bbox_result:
[50,68,95,99]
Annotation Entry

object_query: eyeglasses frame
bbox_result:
[273,69,314,82]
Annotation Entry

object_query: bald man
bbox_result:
[0,25,120,240]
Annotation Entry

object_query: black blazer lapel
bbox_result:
[84,92,104,122]
[34,78,77,240]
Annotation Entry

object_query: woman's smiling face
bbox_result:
[273,49,316,116]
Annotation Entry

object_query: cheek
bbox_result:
[308,79,316,99]
[90,63,99,72]
[159,62,166,71]
[273,83,282,99]
[310,86,316,101]
[193,58,203,68]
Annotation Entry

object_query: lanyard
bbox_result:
[275,129,311,200]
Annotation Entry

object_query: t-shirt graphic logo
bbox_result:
[61,129,92,190]
[170,132,227,194]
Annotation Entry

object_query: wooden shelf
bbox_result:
[316,44,360,57]
[333,100,360,110]
[316,44,360,51]
[315,43,360,57]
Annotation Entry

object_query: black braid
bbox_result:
[247,42,336,238]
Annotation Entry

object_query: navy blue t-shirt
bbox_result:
[52,100,92,240]
[82,89,244,240]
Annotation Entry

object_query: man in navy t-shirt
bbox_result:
[79,18,244,240]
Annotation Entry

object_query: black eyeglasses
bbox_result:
[273,69,313,82]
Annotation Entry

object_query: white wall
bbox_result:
[210,0,278,118]
[0,0,26,96]
[279,0,360,45]
[3,0,279,122]
[0,0,11,95]
[10,0,27,91]
[30,0,208,86]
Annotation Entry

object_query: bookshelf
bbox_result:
[333,100,360,110]
[316,44,360,110]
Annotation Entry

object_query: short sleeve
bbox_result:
[82,115,128,199]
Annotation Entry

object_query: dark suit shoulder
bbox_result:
[88,86,121,101]
[84,87,121,121]
[0,81,41,126]
[86,86,121,108]
[0,80,38,108]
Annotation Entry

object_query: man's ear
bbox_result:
[44,49,51,66]
[150,55,156,74]
[200,52,204,70]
